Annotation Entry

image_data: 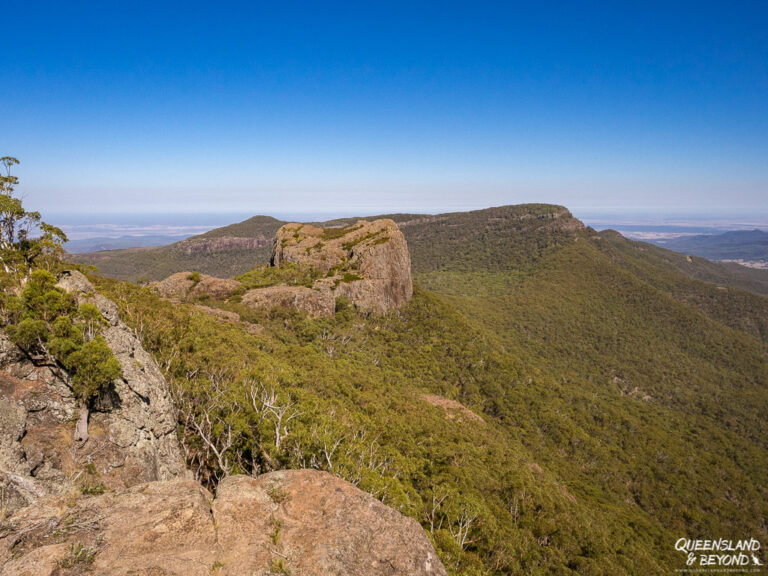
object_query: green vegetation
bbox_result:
[96,212,768,574]
[332,272,362,288]
[58,542,96,568]
[3,170,766,576]
[270,558,291,574]
[80,481,107,495]
[341,229,383,250]
[0,156,67,285]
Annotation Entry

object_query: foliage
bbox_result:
[0,160,121,408]
[58,542,96,568]
[1,270,121,404]
[67,336,122,402]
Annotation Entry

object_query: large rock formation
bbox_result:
[0,271,446,575]
[152,219,414,318]
[261,218,413,316]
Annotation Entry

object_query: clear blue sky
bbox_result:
[3,1,767,217]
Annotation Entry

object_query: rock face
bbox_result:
[179,235,268,255]
[150,271,241,300]
[256,219,413,316]
[1,471,447,576]
[214,471,446,576]
[0,271,186,519]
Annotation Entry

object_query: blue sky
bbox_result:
[2,1,767,218]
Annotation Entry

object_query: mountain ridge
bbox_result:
[49,203,768,574]
[71,204,768,300]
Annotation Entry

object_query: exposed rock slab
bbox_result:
[2,472,447,576]
[214,470,447,576]
[1,478,216,576]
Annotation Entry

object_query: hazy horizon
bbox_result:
[50,206,768,243]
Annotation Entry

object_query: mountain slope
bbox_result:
[90,203,768,575]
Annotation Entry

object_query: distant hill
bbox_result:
[656,229,768,262]
[64,234,191,253]
[71,216,285,281]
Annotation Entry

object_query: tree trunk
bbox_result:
[74,402,89,445]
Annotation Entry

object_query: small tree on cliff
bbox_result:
[67,336,122,443]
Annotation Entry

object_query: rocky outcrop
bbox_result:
[246,219,413,316]
[214,470,446,575]
[150,219,413,317]
[0,271,186,519]
[150,271,241,300]
[2,470,447,576]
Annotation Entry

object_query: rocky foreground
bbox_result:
[0,272,445,575]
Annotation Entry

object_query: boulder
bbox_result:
[213,470,447,576]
